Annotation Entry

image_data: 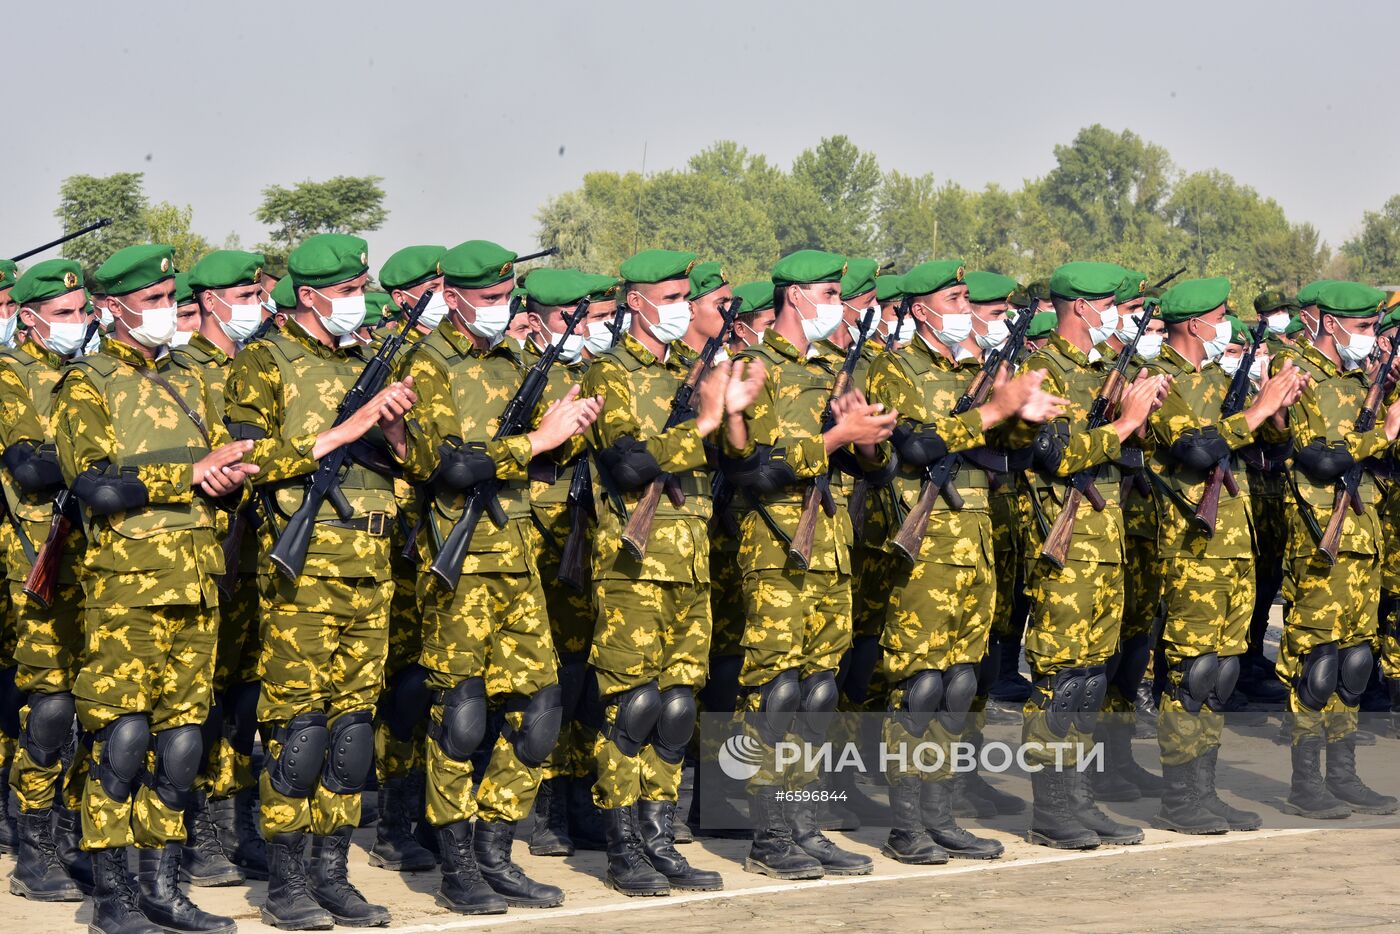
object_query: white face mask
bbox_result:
[1083,300,1119,345]
[1218,354,1243,377]
[798,293,843,343]
[1250,356,1267,381]
[83,325,101,356]
[1136,332,1164,360]
[36,316,88,357]
[1198,318,1233,362]
[1116,311,1149,345]
[1266,311,1290,334]
[582,320,616,356]
[544,328,585,364]
[889,315,916,345]
[169,330,194,347]
[98,306,115,329]
[927,307,973,348]
[454,294,512,341]
[217,298,265,343]
[412,290,449,331]
[120,301,178,348]
[737,320,767,346]
[310,289,367,337]
[973,313,1010,350]
[1335,322,1376,369]
[639,296,692,344]
[713,347,730,364]
[0,314,15,346]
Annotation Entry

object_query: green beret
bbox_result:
[771,250,846,288]
[94,244,176,296]
[270,275,297,310]
[620,249,697,285]
[1009,284,1031,308]
[1380,307,1400,334]
[902,259,966,297]
[1227,315,1250,345]
[189,250,266,292]
[965,271,1018,304]
[1253,289,1298,315]
[876,274,904,303]
[0,260,16,292]
[288,233,368,289]
[732,280,775,316]
[1159,277,1231,323]
[840,259,880,301]
[1296,279,1337,307]
[1314,281,1387,318]
[586,274,622,303]
[686,261,728,301]
[175,272,195,307]
[1048,262,1125,301]
[1115,269,1148,304]
[524,268,601,307]
[379,245,445,291]
[440,240,516,289]
[1027,310,1058,340]
[1027,279,1051,301]
[363,291,394,328]
[1285,314,1305,337]
[12,259,84,305]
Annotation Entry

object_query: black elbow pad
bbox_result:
[1032,422,1070,474]
[723,444,798,495]
[1294,439,1356,482]
[862,450,899,486]
[432,440,497,493]
[225,422,268,442]
[2,442,64,494]
[891,422,949,468]
[1168,427,1232,472]
[598,436,662,491]
[71,464,149,516]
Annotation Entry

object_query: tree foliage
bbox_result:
[54,172,150,279]
[254,175,388,273]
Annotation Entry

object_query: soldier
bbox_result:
[0,260,18,347]
[1378,310,1400,731]
[2,260,93,902]
[1021,308,1057,355]
[1270,281,1400,819]
[393,240,600,913]
[224,233,417,929]
[55,243,257,934]
[1141,278,1304,835]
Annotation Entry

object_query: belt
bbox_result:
[317,512,390,536]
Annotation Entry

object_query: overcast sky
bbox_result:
[8,1,1396,266]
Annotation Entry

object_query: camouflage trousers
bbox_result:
[76,601,218,850]
[373,553,427,783]
[1379,592,1400,682]
[10,581,83,812]
[710,544,746,659]
[1105,534,1164,717]
[1280,551,1379,744]
[739,569,852,687]
[990,490,1029,640]
[198,573,261,800]
[534,517,596,784]
[591,577,710,810]
[257,573,390,837]
[420,569,558,826]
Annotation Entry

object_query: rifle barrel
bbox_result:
[12,218,113,262]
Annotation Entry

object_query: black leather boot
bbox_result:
[960,732,1027,814]
[9,808,83,901]
[1325,734,1399,814]
[919,778,1003,859]
[138,842,236,934]
[1197,747,1261,830]
[261,832,334,930]
[53,804,93,894]
[230,788,268,880]
[1027,768,1099,849]
[434,821,507,914]
[528,776,574,856]
[1068,768,1143,844]
[987,633,1032,703]
[815,771,861,831]
[368,775,436,871]
[307,827,391,926]
[357,772,380,828]
[880,778,947,865]
[90,847,163,934]
[1152,760,1229,834]
[567,775,606,850]
[688,770,751,839]
[1134,682,1159,739]
[744,789,823,880]
[602,805,669,896]
[473,819,564,908]
[637,799,722,891]
[180,791,245,886]
[788,797,873,874]
[1283,736,1352,819]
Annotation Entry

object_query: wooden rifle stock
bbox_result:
[23,495,73,608]
[557,462,594,593]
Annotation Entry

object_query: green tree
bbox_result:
[54,172,149,279]
[254,175,388,272]
[1341,195,1400,284]
[789,136,882,256]
[141,201,212,271]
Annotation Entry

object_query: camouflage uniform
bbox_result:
[224,321,395,837]
[53,337,228,850]
[1375,382,1400,686]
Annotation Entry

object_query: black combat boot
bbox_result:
[1325,734,1399,814]
[688,769,752,839]
[528,776,574,856]
[262,832,334,930]
[53,804,93,894]
[0,766,15,854]
[744,790,823,880]
[406,770,439,858]
[1068,767,1143,844]
[180,791,245,886]
[90,847,163,934]
[434,821,507,915]
[960,732,1027,814]
[307,827,391,926]
[815,771,861,831]
[1027,768,1099,849]
[1197,747,1261,830]
[138,842,236,934]
[473,819,564,908]
[1134,682,1158,739]
[787,797,873,874]
[1282,736,1352,819]
[880,778,947,865]
[1098,721,1163,800]
[919,778,1003,859]
[1238,654,1289,704]
[230,788,268,880]
[1152,759,1229,834]
[637,799,722,891]
[368,775,436,871]
[602,805,669,896]
[9,808,83,901]
[987,633,1032,703]
[357,772,380,828]
[567,775,607,850]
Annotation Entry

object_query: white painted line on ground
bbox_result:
[389,828,1319,932]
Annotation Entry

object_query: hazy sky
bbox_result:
[8,1,1397,266]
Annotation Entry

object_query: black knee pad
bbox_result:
[1075,664,1109,732]
[95,713,151,802]
[267,711,329,798]
[699,655,742,713]
[1295,643,1339,712]
[895,668,944,737]
[432,677,487,762]
[1337,642,1375,707]
[1040,668,1086,738]
[505,685,564,769]
[223,681,260,756]
[383,664,431,742]
[22,691,75,769]
[0,667,20,739]
[651,686,697,766]
[1172,653,1219,714]
[603,680,661,757]
[151,724,203,810]
[1207,655,1242,712]
[843,637,882,705]
[556,653,589,721]
[754,669,801,746]
[321,710,374,795]
[795,670,839,744]
[936,664,979,733]
[1112,634,1153,698]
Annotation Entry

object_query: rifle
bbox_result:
[883,295,912,353]
[1153,267,1188,290]
[515,246,560,265]
[428,298,591,591]
[77,318,101,357]
[12,218,112,263]
[889,301,1038,563]
[1318,336,1400,564]
[556,459,595,592]
[267,289,434,580]
[1194,318,1268,535]
[789,305,879,569]
[22,488,80,608]
[1039,305,1157,568]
